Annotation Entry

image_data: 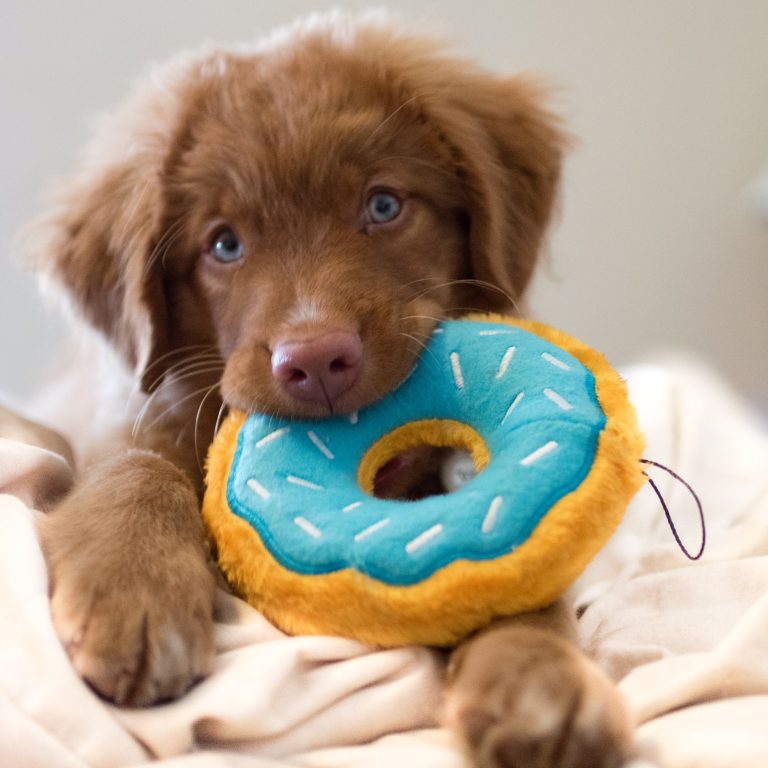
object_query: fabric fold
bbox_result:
[2,356,768,767]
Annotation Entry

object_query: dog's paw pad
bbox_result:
[50,567,214,706]
[446,629,632,768]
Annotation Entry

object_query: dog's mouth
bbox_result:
[220,357,415,420]
[221,320,435,421]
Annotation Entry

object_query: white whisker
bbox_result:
[138,384,222,435]
[194,382,222,474]
[213,401,228,439]
[363,94,421,146]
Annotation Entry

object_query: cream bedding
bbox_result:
[1,357,767,768]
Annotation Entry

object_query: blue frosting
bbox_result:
[226,320,606,586]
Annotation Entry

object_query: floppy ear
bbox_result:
[419,67,568,311]
[23,60,205,390]
[316,17,567,311]
[27,160,169,381]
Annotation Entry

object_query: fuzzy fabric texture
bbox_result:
[4,356,768,767]
[203,315,646,646]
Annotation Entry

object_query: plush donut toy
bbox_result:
[203,314,646,646]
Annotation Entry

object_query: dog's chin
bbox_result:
[223,379,399,421]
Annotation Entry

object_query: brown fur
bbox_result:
[27,15,629,765]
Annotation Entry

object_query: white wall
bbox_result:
[2,1,766,408]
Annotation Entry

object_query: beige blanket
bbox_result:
[2,357,767,768]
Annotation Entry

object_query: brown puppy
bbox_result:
[28,15,630,767]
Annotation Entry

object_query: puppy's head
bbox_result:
[28,16,566,419]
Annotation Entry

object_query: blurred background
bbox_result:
[1,1,766,411]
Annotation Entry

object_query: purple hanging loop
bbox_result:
[640,458,706,560]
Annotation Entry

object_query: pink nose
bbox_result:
[271,330,363,408]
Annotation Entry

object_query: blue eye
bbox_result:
[210,227,243,263]
[365,191,402,224]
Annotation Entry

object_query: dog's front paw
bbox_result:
[41,452,217,706]
[446,627,632,768]
[51,550,215,706]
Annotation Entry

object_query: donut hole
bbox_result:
[373,445,474,500]
[360,419,488,502]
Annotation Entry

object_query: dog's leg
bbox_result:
[39,451,216,706]
[445,600,632,768]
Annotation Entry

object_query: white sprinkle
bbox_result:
[542,352,571,371]
[247,478,270,500]
[294,516,322,539]
[495,346,517,379]
[349,411,359,425]
[307,430,335,459]
[255,427,290,448]
[478,329,515,336]
[432,327,444,334]
[482,496,503,534]
[286,475,325,491]
[354,518,391,542]
[397,365,418,389]
[450,352,465,390]
[406,523,444,554]
[501,392,525,424]
[342,501,364,513]
[543,388,573,411]
[520,440,559,467]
